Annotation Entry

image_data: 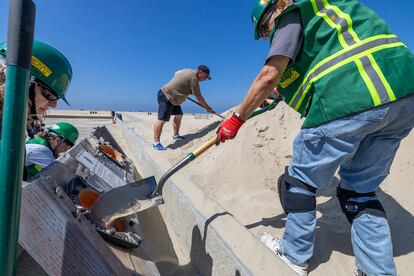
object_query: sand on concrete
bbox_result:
[121,103,414,276]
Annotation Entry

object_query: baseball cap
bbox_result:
[197,65,211,80]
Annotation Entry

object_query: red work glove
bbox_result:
[216,113,245,144]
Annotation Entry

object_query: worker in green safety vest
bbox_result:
[1,40,73,180]
[0,40,73,136]
[25,122,79,179]
[217,0,414,275]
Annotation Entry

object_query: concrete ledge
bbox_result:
[45,110,113,119]
[45,114,112,119]
[116,119,295,275]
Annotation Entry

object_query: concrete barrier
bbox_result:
[21,131,158,275]
[45,114,112,119]
[45,110,112,119]
[116,119,295,275]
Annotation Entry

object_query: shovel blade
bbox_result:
[90,176,164,227]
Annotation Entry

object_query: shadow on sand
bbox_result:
[244,177,414,272]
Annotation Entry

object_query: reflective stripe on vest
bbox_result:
[288,0,406,111]
[26,164,43,178]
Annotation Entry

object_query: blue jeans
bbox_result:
[280,95,414,275]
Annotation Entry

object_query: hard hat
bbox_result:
[251,0,277,40]
[0,40,73,105]
[47,122,79,145]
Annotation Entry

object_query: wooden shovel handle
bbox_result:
[192,136,217,157]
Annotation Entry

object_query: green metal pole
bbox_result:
[0,0,35,275]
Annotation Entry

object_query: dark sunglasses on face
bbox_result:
[37,83,59,102]
[49,131,73,149]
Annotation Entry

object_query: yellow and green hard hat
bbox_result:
[251,0,278,40]
[0,40,73,105]
[47,122,79,145]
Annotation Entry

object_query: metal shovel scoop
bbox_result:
[90,136,217,227]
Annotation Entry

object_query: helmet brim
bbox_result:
[60,94,70,106]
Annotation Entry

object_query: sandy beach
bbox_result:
[120,103,414,275]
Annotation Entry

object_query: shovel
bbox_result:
[90,98,280,227]
[89,136,217,228]
[186,97,225,119]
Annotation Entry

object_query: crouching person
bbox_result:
[25,122,79,179]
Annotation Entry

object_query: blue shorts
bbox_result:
[157,90,183,121]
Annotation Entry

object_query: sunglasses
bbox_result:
[49,130,74,149]
[37,83,59,102]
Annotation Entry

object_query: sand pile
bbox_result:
[166,103,414,275]
[123,104,413,275]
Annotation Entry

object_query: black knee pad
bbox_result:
[277,168,317,215]
[337,186,386,224]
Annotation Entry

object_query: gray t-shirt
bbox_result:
[161,69,202,106]
[267,10,303,63]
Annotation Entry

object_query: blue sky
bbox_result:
[1,0,413,113]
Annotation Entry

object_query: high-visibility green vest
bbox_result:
[25,137,51,178]
[272,0,414,128]
[26,163,42,179]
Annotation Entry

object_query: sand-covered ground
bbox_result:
[122,103,414,276]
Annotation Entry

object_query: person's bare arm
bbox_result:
[236,55,290,121]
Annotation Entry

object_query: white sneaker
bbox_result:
[260,232,308,276]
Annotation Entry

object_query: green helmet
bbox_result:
[251,0,277,40]
[47,122,79,145]
[0,40,73,105]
